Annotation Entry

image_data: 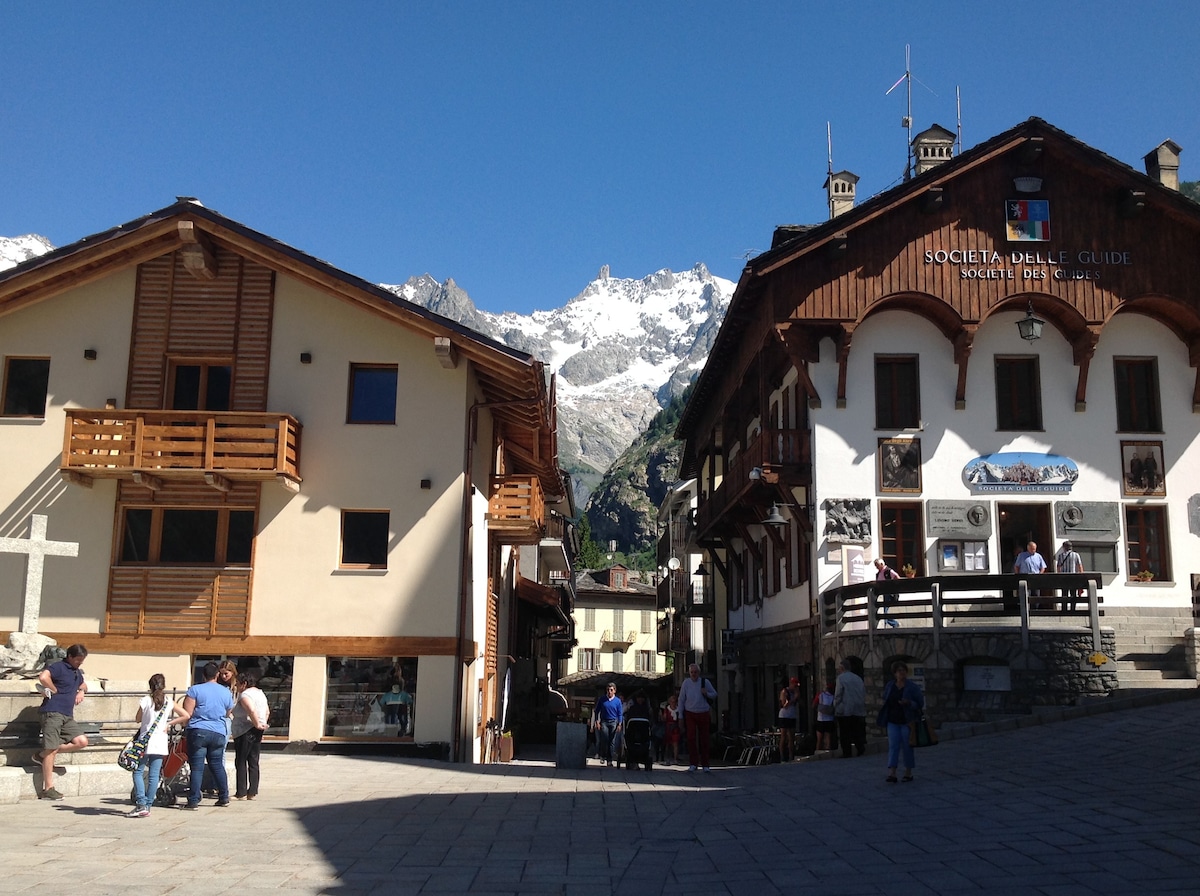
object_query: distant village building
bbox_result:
[677,119,1200,730]
[559,564,666,712]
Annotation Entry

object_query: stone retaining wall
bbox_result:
[822,628,1119,723]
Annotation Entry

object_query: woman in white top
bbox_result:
[128,673,186,818]
[232,672,270,800]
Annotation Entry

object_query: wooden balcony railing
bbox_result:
[487,475,546,544]
[61,409,301,488]
[821,573,1105,653]
[105,566,252,637]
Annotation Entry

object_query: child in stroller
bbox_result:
[622,691,654,770]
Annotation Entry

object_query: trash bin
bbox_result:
[555,721,587,769]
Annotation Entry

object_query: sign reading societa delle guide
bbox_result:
[923,199,1132,281]
[963,452,1079,494]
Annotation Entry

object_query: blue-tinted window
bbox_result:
[348,365,398,424]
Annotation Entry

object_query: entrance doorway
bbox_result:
[997,503,1052,572]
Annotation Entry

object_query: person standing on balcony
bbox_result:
[678,663,717,772]
[1014,540,1049,609]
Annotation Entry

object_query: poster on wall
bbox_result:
[878,437,921,493]
[1120,440,1165,497]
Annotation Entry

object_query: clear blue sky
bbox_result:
[2,2,1198,316]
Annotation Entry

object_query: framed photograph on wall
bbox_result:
[1120,440,1165,497]
[879,437,921,493]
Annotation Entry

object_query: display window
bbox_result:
[325,657,417,739]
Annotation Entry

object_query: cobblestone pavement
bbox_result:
[2,695,1199,895]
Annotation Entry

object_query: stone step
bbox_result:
[0,756,233,805]
[1115,668,1195,687]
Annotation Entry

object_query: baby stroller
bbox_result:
[154,728,191,807]
[623,717,653,770]
[127,727,190,807]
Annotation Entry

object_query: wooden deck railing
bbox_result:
[487,475,545,543]
[695,427,810,535]
[105,566,252,637]
[820,573,1105,653]
[61,409,301,485]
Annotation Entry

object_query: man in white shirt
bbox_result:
[677,663,717,772]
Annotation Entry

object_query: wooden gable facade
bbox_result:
[678,118,1200,728]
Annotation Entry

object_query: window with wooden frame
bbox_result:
[578,648,598,671]
[995,356,1042,431]
[636,650,655,672]
[583,607,595,631]
[168,359,233,411]
[1126,505,1169,581]
[879,501,924,576]
[1114,358,1162,432]
[340,510,390,569]
[2,357,51,417]
[641,610,653,632]
[119,507,255,565]
[875,355,920,430]
[613,608,625,633]
[347,363,398,424]
[611,650,624,673]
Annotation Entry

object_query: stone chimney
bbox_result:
[1144,140,1182,191]
[824,170,859,219]
[912,124,956,175]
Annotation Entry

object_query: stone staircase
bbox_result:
[1106,609,1197,691]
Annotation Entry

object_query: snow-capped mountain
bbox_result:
[0,234,54,271]
[384,263,735,487]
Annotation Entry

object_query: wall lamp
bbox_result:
[763,504,789,526]
[1016,300,1045,342]
[83,349,97,361]
[300,352,313,364]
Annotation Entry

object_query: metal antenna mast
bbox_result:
[885,44,914,180]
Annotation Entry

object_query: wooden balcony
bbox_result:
[105,566,252,637]
[487,474,545,544]
[694,427,811,536]
[61,409,301,490]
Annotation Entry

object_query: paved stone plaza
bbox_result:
[2,695,1199,895]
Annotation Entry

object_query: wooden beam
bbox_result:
[277,474,301,493]
[59,469,93,488]
[434,336,458,369]
[204,471,232,493]
[177,221,219,280]
[131,471,163,491]
[32,631,462,657]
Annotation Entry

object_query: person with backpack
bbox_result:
[1055,540,1084,611]
[873,558,901,627]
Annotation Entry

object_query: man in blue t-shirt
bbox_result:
[33,643,89,800]
[180,661,236,808]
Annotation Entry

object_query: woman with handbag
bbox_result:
[127,673,186,818]
[878,660,924,783]
[232,672,270,800]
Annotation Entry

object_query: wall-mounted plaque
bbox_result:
[927,500,993,538]
[1054,501,1121,541]
[822,498,872,544]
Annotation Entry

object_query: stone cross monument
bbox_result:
[0,513,79,635]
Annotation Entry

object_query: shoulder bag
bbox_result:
[118,702,171,771]
[908,713,939,748]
